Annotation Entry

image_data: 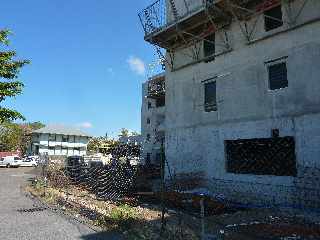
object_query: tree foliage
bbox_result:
[131,131,140,136]
[87,137,119,154]
[0,29,30,123]
[120,128,129,137]
[0,121,44,154]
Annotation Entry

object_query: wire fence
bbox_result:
[32,150,320,240]
[65,161,136,201]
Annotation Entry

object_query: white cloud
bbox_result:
[77,122,93,129]
[127,56,146,75]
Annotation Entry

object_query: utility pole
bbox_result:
[160,137,166,235]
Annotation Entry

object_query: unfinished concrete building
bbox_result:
[141,73,166,166]
[139,0,320,207]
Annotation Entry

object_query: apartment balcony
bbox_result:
[139,0,276,50]
[147,74,165,100]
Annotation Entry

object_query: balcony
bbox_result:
[147,74,165,99]
[139,0,279,50]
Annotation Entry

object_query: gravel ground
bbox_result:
[0,167,122,240]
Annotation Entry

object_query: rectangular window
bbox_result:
[204,33,215,59]
[62,135,69,142]
[225,137,297,177]
[204,81,217,112]
[156,97,165,107]
[146,153,151,165]
[156,153,162,163]
[264,5,283,31]
[49,134,56,141]
[268,62,288,90]
[146,134,151,141]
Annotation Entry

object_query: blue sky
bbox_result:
[1,0,157,137]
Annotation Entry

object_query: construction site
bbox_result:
[138,0,320,236]
[7,1,320,239]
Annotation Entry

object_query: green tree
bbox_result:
[19,121,45,154]
[0,122,23,152]
[131,131,140,136]
[28,121,45,130]
[0,121,44,154]
[87,137,101,153]
[120,128,129,137]
[0,29,30,123]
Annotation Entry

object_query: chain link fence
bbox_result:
[30,147,320,240]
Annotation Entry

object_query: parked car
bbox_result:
[0,157,6,167]
[65,156,84,167]
[65,156,85,178]
[87,160,103,168]
[27,155,40,163]
[19,157,38,167]
[2,156,23,168]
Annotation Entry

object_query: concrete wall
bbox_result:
[141,80,166,165]
[167,0,203,23]
[164,0,320,205]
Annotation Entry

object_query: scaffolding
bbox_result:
[146,73,166,99]
[139,0,310,70]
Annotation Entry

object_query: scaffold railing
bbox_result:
[139,0,285,38]
[138,0,167,36]
[148,77,165,98]
[139,0,310,71]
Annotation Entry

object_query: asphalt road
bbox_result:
[0,167,121,240]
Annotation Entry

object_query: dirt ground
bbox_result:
[26,165,320,240]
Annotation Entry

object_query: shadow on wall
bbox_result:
[81,231,123,240]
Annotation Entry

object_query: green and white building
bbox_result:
[30,125,91,156]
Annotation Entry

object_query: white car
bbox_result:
[0,157,6,167]
[20,158,38,167]
[2,156,23,168]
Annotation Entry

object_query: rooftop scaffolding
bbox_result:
[139,0,311,70]
[147,74,166,99]
[139,0,286,48]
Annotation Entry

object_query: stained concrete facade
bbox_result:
[162,0,320,206]
[141,74,166,165]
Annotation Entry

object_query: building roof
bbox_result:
[33,125,91,137]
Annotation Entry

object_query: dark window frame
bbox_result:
[225,137,297,177]
[204,33,215,61]
[268,61,288,90]
[146,134,151,141]
[204,81,217,112]
[264,5,283,32]
[48,134,56,141]
[62,135,69,142]
[156,97,165,108]
[146,153,151,165]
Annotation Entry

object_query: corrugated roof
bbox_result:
[33,125,91,137]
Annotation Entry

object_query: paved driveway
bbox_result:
[0,167,121,240]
